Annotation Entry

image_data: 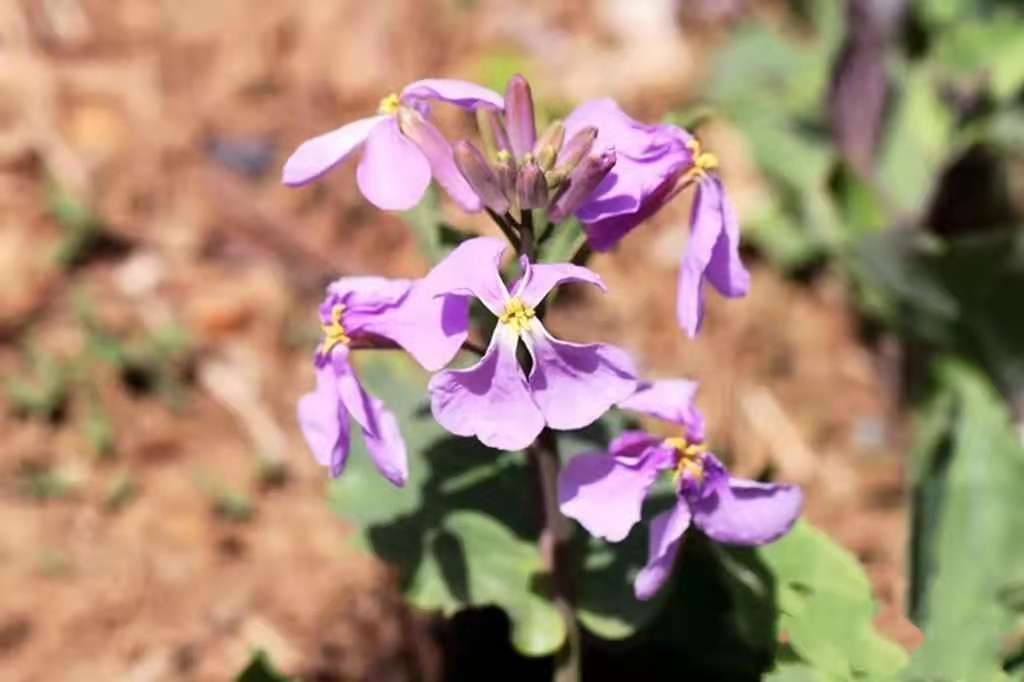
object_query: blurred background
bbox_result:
[1,0,1023,679]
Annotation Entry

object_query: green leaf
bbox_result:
[234,651,289,682]
[329,354,671,654]
[761,521,909,679]
[878,68,955,219]
[409,510,565,655]
[903,360,1024,680]
[401,186,479,265]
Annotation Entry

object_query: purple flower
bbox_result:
[563,99,751,337]
[558,380,802,599]
[424,237,638,451]
[282,79,503,212]
[297,277,469,485]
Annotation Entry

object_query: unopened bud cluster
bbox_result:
[453,75,616,221]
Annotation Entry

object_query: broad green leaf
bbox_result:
[328,354,663,654]
[234,651,289,682]
[878,68,955,219]
[761,521,909,679]
[409,510,565,656]
[903,360,1024,680]
[400,186,478,265]
[932,18,1024,100]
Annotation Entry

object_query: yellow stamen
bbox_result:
[665,436,707,484]
[320,304,350,354]
[680,138,719,186]
[498,297,536,334]
[378,93,400,115]
[496,149,512,164]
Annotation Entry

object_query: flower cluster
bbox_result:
[286,75,800,600]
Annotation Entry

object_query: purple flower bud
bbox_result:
[453,140,510,214]
[549,148,616,223]
[516,159,548,210]
[504,75,537,160]
[554,126,598,177]
[478,104,513,158]
[493,151,517,201]
[534,120,566,171]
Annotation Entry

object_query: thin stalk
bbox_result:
[517,209,578,682]
[528,429,579,682]
[485,207,521,250]
[520,209,536,261]
[461,340,486,356]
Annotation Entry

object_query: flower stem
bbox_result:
[528,429,579,682]
[520,209,536,261]
[485,207,521,250]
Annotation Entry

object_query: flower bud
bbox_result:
[516,159,548,210]
[453,140,510,214]
[504,74,537,160]
[493,150,517,201]
[479,104,513,158]
[534,120,565,172]
[549,148,616,222]
[553,126,598,177]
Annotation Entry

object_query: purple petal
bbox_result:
[609,431,674,467]
[579,168,681,251]
[428,325,544,451]
[401,79,505,110]
[513,258,606,309]
[564,99,691,160]
[634,500,691,600]
[356,279,469,371]
[282,115,385,187]
[356,117,431,211]
[398,111,483,212]
[676,178,723,337]
[619,379,704,438]
[704,178,751,298]
[422,237,510,314]
[564,99,692,250]
[524,322,637,431]
[333,355,408,486]
[360,394,409,487]
[296,364,350,477]
[559,440,667,542]
[692,478,803,545]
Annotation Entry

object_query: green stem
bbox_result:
[486,207,521,250]
[520,209,536,261]
[518,210,578,681]
[528,429,580,682]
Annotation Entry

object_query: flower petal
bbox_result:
[692,478,803,545]
[524,321,637,431]
[676,178,723,337]
[282,115,385,187]
[634,500,691,600]
[297,364,350,477]
[398,112,483,212]
[356,117,431,210]
[559,441,666,542]
[513,258,606,309]
[564,99,691,160]
[401,79,505,110]
[619,379,704,438]
[422,237,510,315]
[428,324,543,451]
[360,394,409,487]
[704,178,751,298]
[332,355,408,486]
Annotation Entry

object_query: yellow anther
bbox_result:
[681,138,719,186]
[320,304,350,354]
[496,149,512,163]
[498,297,536,334]
[665,436,707,484]
[378,93,400,115]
